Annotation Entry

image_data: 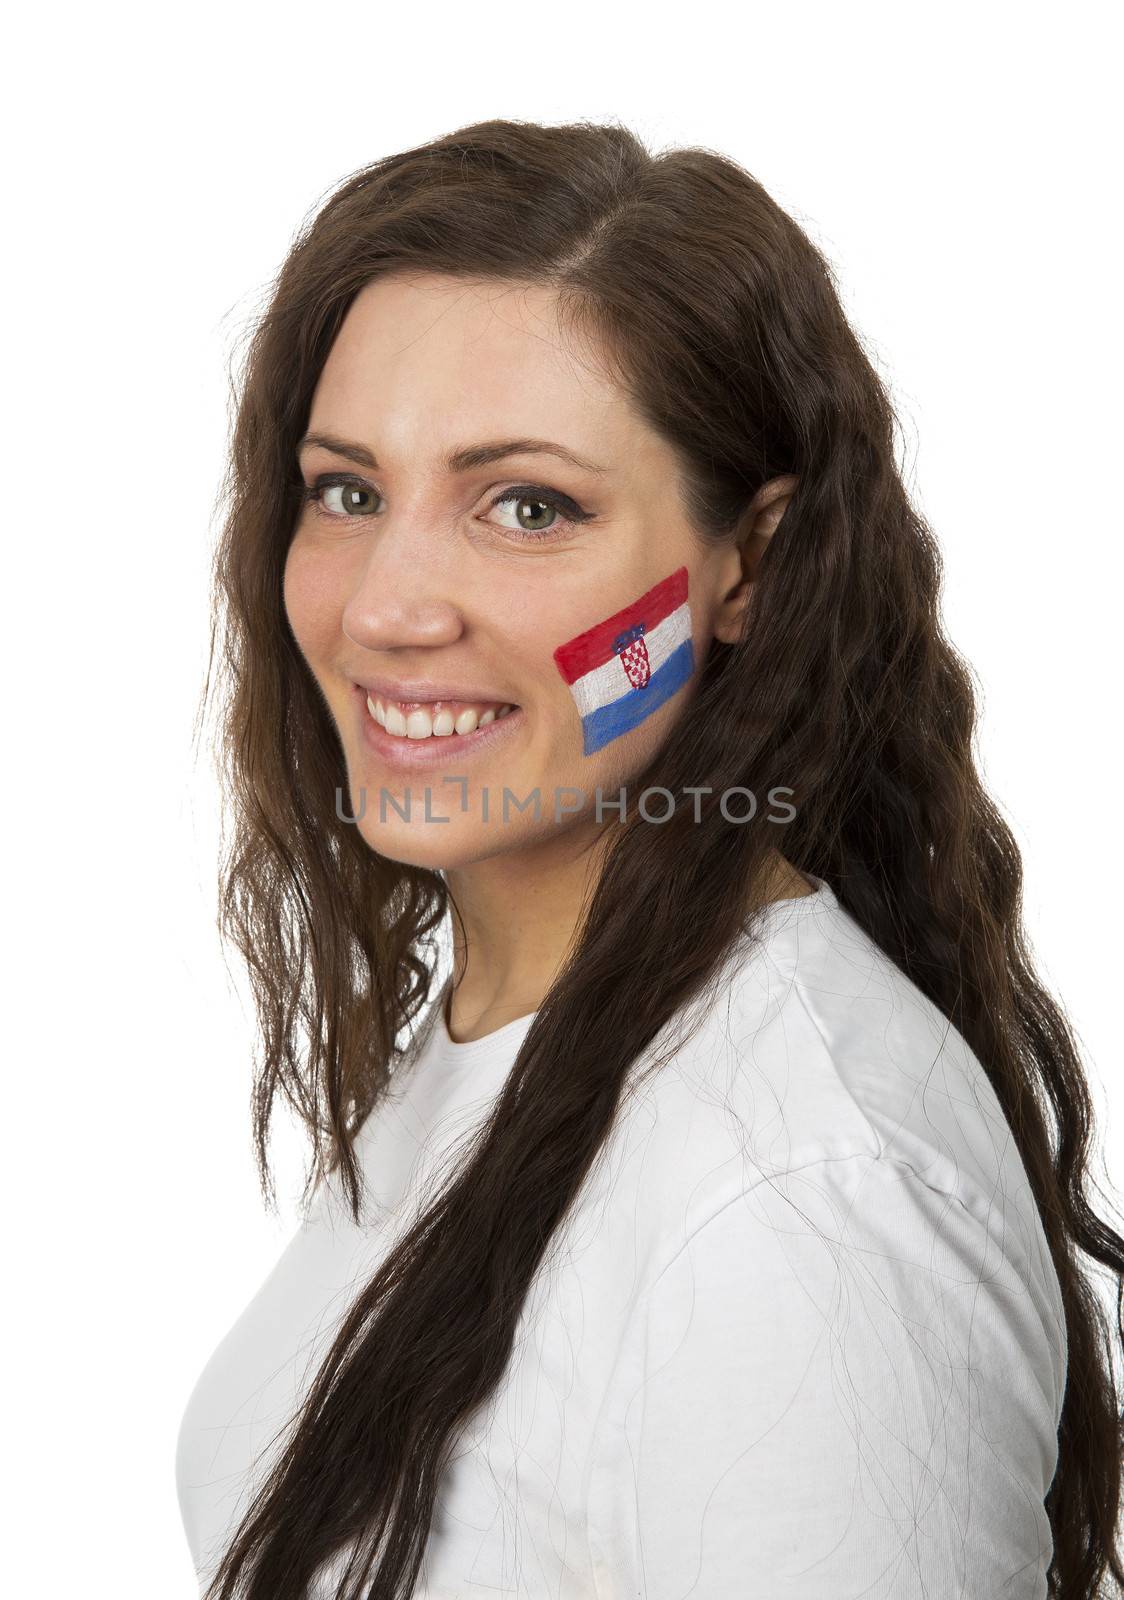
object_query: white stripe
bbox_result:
[569,601,691,720]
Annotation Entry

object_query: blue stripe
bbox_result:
[580,637,695,755]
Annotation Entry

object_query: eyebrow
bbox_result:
[296,430,609,477]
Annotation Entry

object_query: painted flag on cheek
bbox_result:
[552,566,695,756]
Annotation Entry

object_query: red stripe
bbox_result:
[552,566,688,685]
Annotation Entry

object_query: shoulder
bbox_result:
[609,880,1067,1395]
[585,1147,1066,1598]
[644,1148,1066,1431]
[628,880,1027,1211]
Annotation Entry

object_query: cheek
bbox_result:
[552,565,694,757]
[283,542,341,654]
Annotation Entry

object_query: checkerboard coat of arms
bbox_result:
[614,622,651,689]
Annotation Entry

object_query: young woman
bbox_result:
[176,118,1124,1599]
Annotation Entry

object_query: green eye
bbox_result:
[304,476,379,517]
[489,492,563,535]
[325,483,377,515]
[486,484,595,542]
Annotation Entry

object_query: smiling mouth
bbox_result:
[364,693,518,741]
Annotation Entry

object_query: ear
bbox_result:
[712,475,799,645]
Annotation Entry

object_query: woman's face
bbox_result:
[284,271,757,870]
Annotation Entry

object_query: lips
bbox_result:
[351,682,523,770]
[366,694,517,740]
[353,676,518,707]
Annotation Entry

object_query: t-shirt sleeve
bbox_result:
[584,1152,1065,1600]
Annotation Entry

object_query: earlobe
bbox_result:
[709,530,756,648]
[712,573,755,647]
[711,475,798,648]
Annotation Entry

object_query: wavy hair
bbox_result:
[198,117,1124,1597]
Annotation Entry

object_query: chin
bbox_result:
[349,815,530,873]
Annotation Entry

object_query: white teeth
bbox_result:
[366,695,516,740]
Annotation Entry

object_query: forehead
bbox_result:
[306,272,651,470]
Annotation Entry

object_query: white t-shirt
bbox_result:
[176,875,1067,1598]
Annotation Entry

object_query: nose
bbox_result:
[341,516,465,653]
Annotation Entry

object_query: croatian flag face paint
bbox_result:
[552,566,695,756]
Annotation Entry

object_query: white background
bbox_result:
[4,3,1121,1593]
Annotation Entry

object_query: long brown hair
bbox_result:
[199,118,1124,1598]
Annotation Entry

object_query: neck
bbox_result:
[444,819,611,1042]
[443,831,811,1044]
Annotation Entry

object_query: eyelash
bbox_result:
[299,473,595,542]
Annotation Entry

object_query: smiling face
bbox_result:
[283,271,751,870]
